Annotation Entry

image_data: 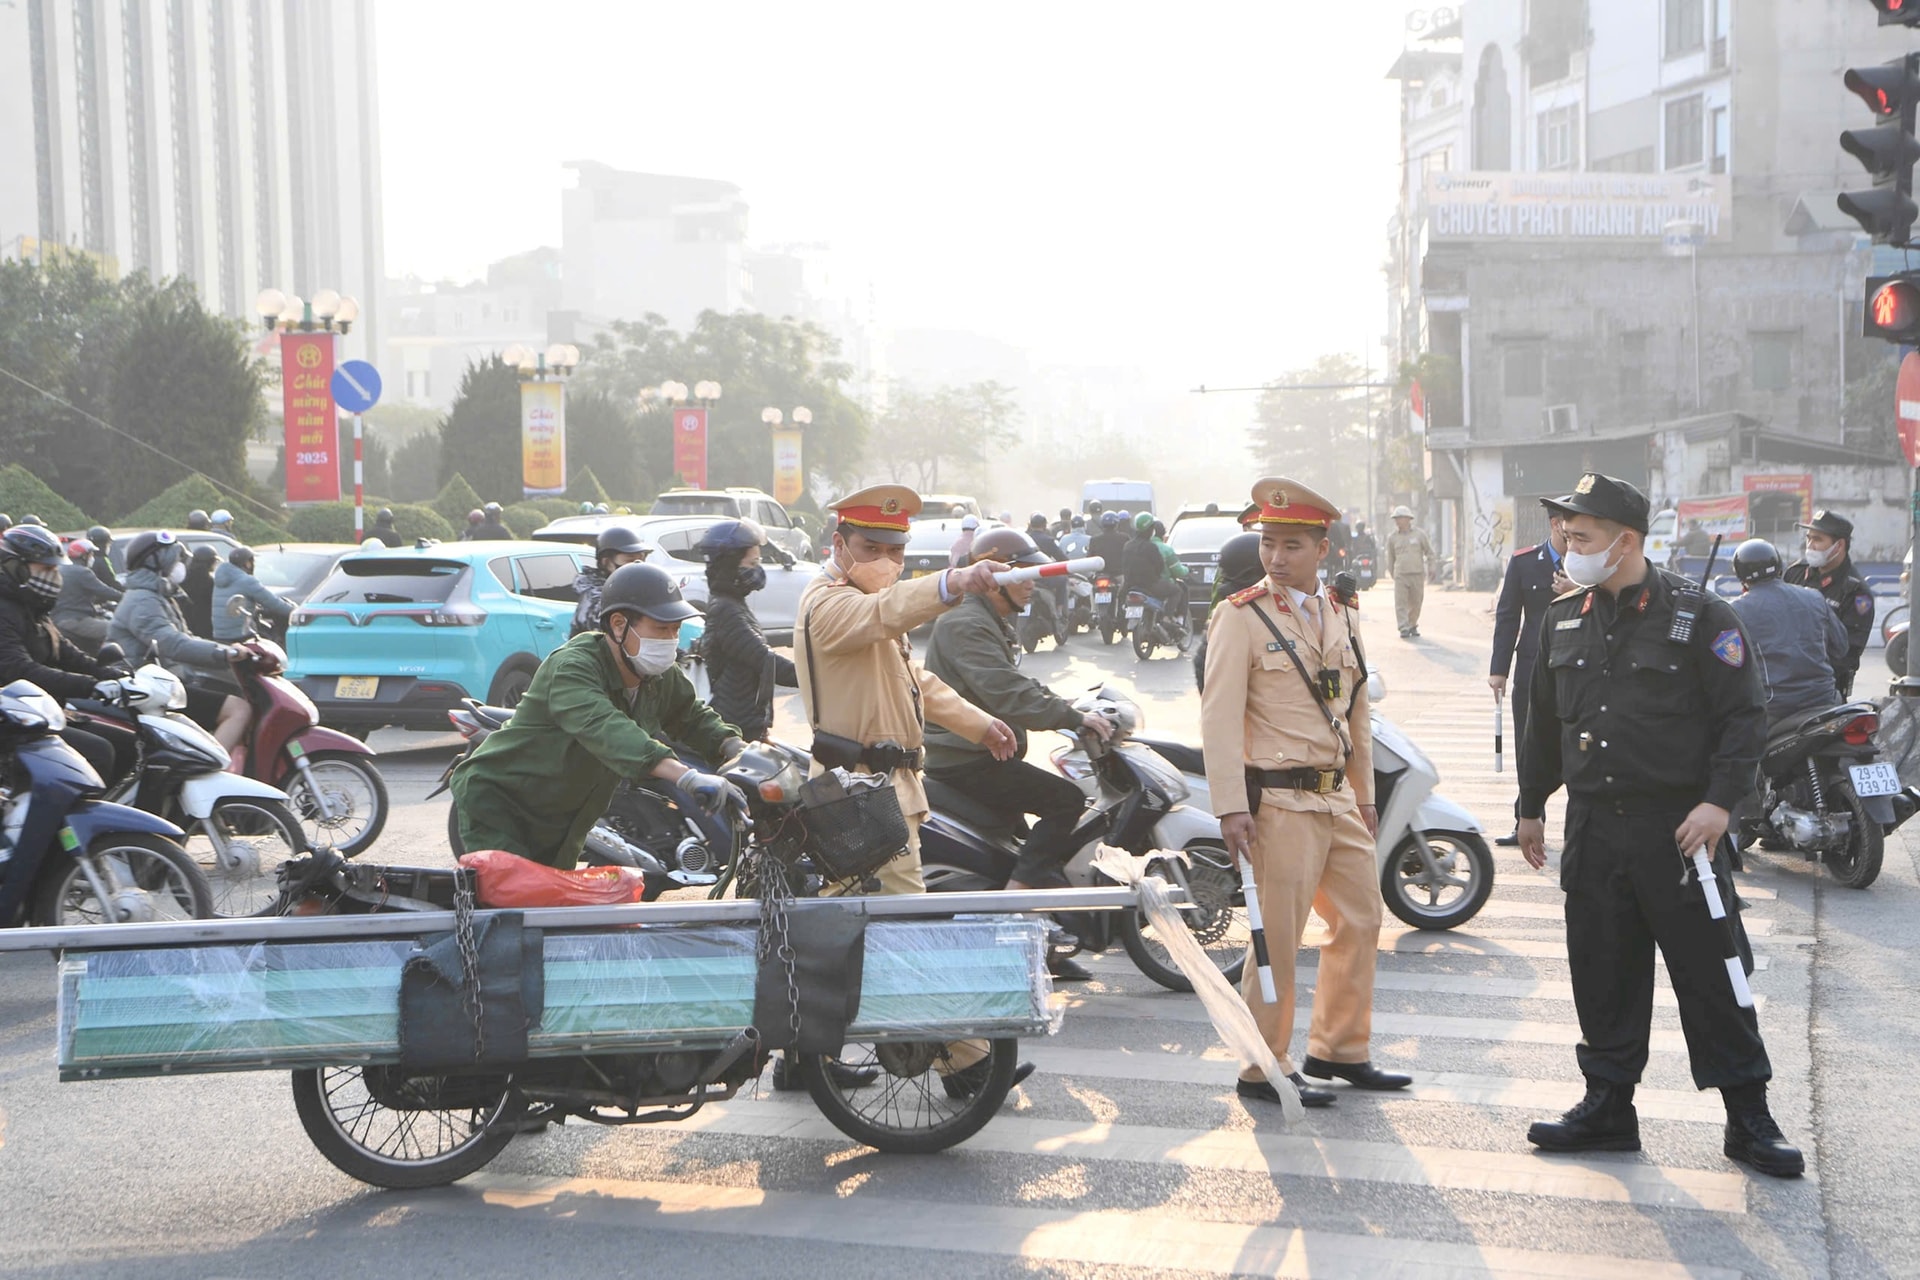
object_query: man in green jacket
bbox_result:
[450,563,744,869]
[924,529,1114,978]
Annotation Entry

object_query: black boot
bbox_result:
[1722,1086,1804,1178]
[1527,1078,1640,1152]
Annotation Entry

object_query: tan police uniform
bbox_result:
[1201,477,1382,1083]
[1385,509,1434,635]
[794,484,995,896]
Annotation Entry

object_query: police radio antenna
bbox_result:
[1698,534,1725,588]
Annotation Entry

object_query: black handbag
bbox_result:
[794,608,911,881]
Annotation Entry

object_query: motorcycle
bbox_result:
[1092,573,1122,645]
[1130,669,1495,931]
[1353,552,1379,591]
[1017,586,1067,654]
[65,660,308,917]
[1065,572,1094,637]
[918,687,1246,992]
[1125,589,1192,661]
[1736,701,1918,890]
[1883,602,1908,678]
[0,679,210,927]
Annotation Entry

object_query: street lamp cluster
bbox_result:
[502,343,581,380]
[639,380,722,410]
[760,406,813,428]
[254,287,358,334]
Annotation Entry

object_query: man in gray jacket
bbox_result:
[110,532,251,751]
[1727,538,1847,730]
[53,539,121,653]
[213,546,292,641]
[923,528,1114,979]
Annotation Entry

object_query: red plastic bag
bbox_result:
[458,850,646,908]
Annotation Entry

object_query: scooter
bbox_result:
[0,679,209,928]
[1092,573,1123,645]
[1353,551,1379,591]
[918,686,1245,993]
[1125,589,1192,661]
[1130,669,1495,930]
[65,660,308,917]
[1017,587,1067,654]
[1065,572,1094,637]
[1737,701,1918,890]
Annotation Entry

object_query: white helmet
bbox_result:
[210,508,234,528]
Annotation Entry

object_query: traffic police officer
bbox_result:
[1203,476,1410,1109]
[1517,473,1802,1178]
[1783,509,1874,697]
[1384,505,1434,638]
[1488,502,1572,844]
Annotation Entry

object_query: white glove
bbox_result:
[93,678,125,702]
[677,769,734,816]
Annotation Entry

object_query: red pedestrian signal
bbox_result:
[1865,274,1920,343]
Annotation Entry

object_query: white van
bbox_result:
[1647,507,1678,567]
[1082,478,1155,514]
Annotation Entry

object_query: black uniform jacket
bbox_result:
[1518,567,1764,819]
[1490,542,1560,678]
[1783,557,1874,677]
[701,592,796,739]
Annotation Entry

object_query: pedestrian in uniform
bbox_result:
[1783,510,1874,698]
[1384,505,1434,638]
[1488,503,1573,845]
[1517,472,1802,1178]
[1202,476,1410,1108]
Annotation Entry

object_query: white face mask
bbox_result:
[167,561,188,585]
[1562,533,1625,589]
[1802,544,1835,570]
[618,628,679,678]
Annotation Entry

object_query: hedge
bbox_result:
[432,474,484,526]
[118,476,288,545]
[0,464,90,532]
[566,467,610,504]
[284,501,455,545]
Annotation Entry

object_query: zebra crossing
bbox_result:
[378,682,1826,1278]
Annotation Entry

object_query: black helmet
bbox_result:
[124,530,181,573]
[595,522,653,558]
[1733,538,1783,586]
[599,562,698,626]
[191,544,219,567]
[1216,532,1265,596]
[87,524,111,549]
[483,502,503,518]
[377,507,394,521]
[0,514,10,532]
[1070,514,1085,528]
[695,519,767,556]
[1086,500,1103,516]
[969,527,1050,567]
[228,545,256,569]
[186,509,210,530]
[18,514,43,527]
[2,525,65,567]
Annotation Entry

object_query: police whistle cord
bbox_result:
[991,556,1106,585]
[1684,844,1755,1009]
[1493,691,1505,774]
[1090,846,1304,1122]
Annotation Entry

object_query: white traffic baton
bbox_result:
[1690,845,1754,1008]
[990,556,1105,585]
[1235,852,1278,1004]
[1494,690,1505,774]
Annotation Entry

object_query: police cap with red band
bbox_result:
[828,484,921,546]
[1249,476,1340,529]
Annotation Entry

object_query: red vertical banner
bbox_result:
[282,332,341,503]
[673,407,708,489]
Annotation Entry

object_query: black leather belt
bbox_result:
[860,745,922,773]
[1252,766,1345,794]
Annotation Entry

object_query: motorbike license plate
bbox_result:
[1848,762,1901,797]
[334,676,380,700]
[1094,591,1112,603]
[1124,606,1144,622]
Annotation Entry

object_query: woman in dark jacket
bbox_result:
[696,520,796,741]
[181,544,219,638]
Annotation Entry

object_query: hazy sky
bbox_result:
[376,2,1417,390]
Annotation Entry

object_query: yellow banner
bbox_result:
[771,427,804,506]
[521,381,566,496]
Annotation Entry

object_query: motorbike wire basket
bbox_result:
[795,771,909,883]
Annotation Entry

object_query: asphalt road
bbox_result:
[1,585,1915,1278]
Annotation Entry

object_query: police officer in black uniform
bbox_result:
[1516,473,1802,1179]
[1488,502,1572,845]
[1782,509,1874,697]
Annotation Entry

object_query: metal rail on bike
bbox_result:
[0,885,1178,954]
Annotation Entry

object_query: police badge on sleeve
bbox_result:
[1710,629,1745,667]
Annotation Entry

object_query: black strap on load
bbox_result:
[399,896,544,1071]
[752,900,869,1055]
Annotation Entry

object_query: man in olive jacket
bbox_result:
[450,563,743,869]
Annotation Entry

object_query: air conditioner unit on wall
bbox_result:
[1544,404,1578,435]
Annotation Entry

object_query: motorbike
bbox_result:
[1065,572,1094,637]
[918,687,1246,992]
[1129,670,1495,931]
[1883,602,1908,678]
[1017,586,1067,654]
[1125,588,1192,661]
[1353,551,1379,591]
[1092,573,1123,645]
[1736,701,1919,890]
[0,679,210,928]
[278,742,1028,1188]
[65,660,308,917]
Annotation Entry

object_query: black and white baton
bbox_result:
[1690,845,1754,1008]
[1494,691,1505,774]
[1235,853,1277,1003]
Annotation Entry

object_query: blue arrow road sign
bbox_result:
[331,360,383,415]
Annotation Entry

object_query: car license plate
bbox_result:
[1849,762,1901,797]
[334,676,380,700]
[1124,606,1144,621]
[1201,567,1216,583]
[1094,591,1111,604]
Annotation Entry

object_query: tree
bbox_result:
[436,357,524,504]
[388,431,442,501]
[874,381,1020,491]
[432,473,484,525]
[1249,354,1372,506]
[564,390,648,501]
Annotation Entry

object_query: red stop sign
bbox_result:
[1900,351,1920,469]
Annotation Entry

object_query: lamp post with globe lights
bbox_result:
[766,406,811,506]
[645,378,721,488]
[256,287,360,508]
[500,343,580,499]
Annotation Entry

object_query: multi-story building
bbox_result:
[559,162,753,332]
[1388,0,1915,585]
[0,0,385,361]
[384,247,559,408]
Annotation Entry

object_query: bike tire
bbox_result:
[291,1067,521,1189]
[801,1038,1018,1154]
[33,832,213,926]
[1115,844,1248,992]
[287,752,389,858]
[1827,786,1885,889]
[1131,625,1153,661]
[196,797,308,918]
[1380,830,1496,930]
[1889,631,1909,678]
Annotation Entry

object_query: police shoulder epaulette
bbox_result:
[1514,543,1538,558]
[1551,585,1588,603]
[1227,584,1269,608]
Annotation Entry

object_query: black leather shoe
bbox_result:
[942,1058,1035,1100]
[1725,1110,1805,1178]
[1302,1056,1412,1090]
[1237,1074,1335,1108]
[1495,829,1520,847]
[771,1053,878,1092]
[1047,953,1094,982]
[1527,1079,1640,1152]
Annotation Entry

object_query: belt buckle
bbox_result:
[1316,769,1338,794]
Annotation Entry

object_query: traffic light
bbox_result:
[1864,273,1920,343]
[1839,54,1920,245]
[1871,0,1920,26]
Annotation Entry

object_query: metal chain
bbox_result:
[452,869,486,1062]
[755,854,802,1046]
